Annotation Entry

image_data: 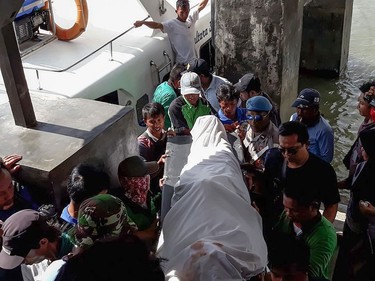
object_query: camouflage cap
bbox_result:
[73,194,137,248]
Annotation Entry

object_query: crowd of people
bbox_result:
[0,0,375,279]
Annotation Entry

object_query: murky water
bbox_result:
[298,1,375,203]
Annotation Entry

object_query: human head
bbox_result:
[283,187,321,224]
[54,235,165,281]
[292,88,320,125]
[278,121,309,163]
[268,232,310,281]
[246,96,272,132]
[180,72,202,106]
[187,58,211,79]
[175,0,190,22]
[0,209,61,269]
[358,81,375,119]
[359,128,375,161]
[235,73,261,102]
[0,161,15,210]
[168,63,186,91]
[74,194,136,249]
[216,83,239,119]
[142,102,165,135]
[67,163,110,204]
[118,156,159,205]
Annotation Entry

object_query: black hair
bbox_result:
[359,80,375,93]
[245,76,261,93]
[142,102,165,119]
[67,163,110,204]
[268,232,310,273]
[168,63,186,83]
[176,0,189,9]
[283,187,321,209]
[216,83,238,102]
[278,121,309,144]
[55,234,165,281]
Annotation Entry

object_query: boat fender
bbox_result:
[45,0,88,41]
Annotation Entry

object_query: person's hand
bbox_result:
[359,200,375,217]
[157,154,169,165]
[167,129,176,137]
[2,154,22,175]
[134,21,143,28]
[224,122,238,133]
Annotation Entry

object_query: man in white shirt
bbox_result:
[134,0,208,64]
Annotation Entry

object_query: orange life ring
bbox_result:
[45,0,88,41]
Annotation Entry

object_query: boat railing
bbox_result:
[23,16,151,90]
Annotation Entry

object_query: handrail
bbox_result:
[23,15,151,73]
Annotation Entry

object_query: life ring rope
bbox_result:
[45,0,89,41]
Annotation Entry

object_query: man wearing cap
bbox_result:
[240,96,279,211]
[290,88,334,163]
[134,0,208,64]
[0,209,74,280]
[152,63,186,130]
[235,73,281,127]
[187,58,230,113]
[116,156,161,245]
[168,72,211,135]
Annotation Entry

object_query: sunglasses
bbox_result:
[278,145,303,155]
[247,112,269,121]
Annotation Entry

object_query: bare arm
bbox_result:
[323,203,338,223]
[134,20,163,31]
[198,0,209,12]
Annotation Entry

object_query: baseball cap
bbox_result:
[246,96,272,112]
[180,72,202,95]
[74,194,137,248]
[117,156,159,178]
[0,209,49,270]
[292,88,320,108]
[235,73,257,92]
[187,58,210,76]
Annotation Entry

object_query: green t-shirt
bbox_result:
[152,81,177,130]
[273,211,337,279]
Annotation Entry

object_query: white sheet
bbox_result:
[157,115,268,281]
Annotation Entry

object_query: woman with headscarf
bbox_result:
[333,129,375,281]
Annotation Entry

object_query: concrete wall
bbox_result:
[300,0,353,76]
[0,93,138,210]
[213,0,304,122]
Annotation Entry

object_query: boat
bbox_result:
[0,0,214,133]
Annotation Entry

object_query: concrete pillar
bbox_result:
[300,0,353,77]
[213,0,304,122]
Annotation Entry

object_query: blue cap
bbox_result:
[246,96,272,112]
[292,88,320,107]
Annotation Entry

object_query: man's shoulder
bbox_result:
[212,74,230,85]
[307,153,335,173]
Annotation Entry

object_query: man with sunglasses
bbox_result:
[262,121,340,237]
[240,96,279,213]
[290,88,334,163]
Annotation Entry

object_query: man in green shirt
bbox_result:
[153,63,186,130]
[271,188,337,280]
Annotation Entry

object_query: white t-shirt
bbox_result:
[162,10,199,64]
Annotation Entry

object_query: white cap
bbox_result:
[180,72,202,95]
